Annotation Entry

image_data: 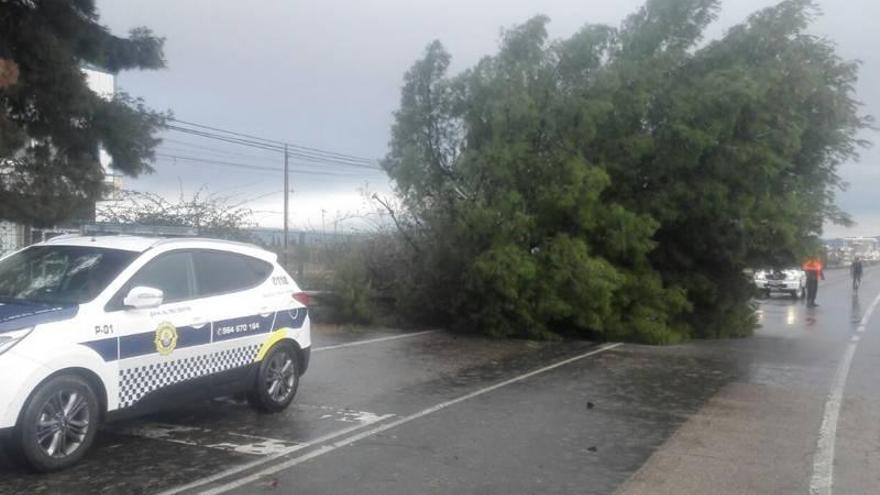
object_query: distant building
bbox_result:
[824,236,880,266]
[844,237,879,260]
[0,222,26,256]
[83,64,123,199]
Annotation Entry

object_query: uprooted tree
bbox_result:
[0,0,167,226]
[380,0,871,342]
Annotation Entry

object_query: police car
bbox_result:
[753,267,806,299]
[0,235,310,471]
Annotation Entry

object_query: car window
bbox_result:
[0,246,137,305]
[193,250,272,297]
[124,251,194,304]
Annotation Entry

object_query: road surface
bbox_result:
[0,267,876,494]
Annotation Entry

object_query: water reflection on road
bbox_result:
[851,292,862,324]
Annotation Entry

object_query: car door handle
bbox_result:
[190,318,209,328]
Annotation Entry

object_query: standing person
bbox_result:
[802,257,825,307]
[852,256,864,290]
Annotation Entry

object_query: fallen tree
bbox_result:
[378,0,870,342]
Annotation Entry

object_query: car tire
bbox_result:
[248,343,300,413]
[10,374,100,472]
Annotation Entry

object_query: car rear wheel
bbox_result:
[10,374,100,472]
[249,344,299,413]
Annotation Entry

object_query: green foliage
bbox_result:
[383,0,869,342]
[0,0,167,226]
[329,255,376,325]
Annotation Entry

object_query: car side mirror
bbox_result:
[123,286,164,309]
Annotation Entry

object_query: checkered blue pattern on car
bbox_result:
[118,344,260,409]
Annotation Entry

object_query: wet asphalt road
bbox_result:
[0,267,878,494]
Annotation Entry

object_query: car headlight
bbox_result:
[0,327,34,356]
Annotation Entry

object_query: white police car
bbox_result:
[0,235,310,471]
[753,267,806,299]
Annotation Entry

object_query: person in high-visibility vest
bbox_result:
[802,257,825,307]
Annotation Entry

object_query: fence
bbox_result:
[1,222,362,291]
[256,230,362,290]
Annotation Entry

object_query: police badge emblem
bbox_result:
[154,321,178,356]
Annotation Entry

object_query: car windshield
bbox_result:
[0,245,137,305]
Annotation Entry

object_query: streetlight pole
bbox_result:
[283,144,289,267]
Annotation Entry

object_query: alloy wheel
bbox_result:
[35,390,91,458]
[265,351,296,403]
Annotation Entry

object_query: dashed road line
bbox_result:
[194,342,623,495]
[312,329,436,352]
[808,289,880,495]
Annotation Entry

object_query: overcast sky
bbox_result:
[96,0,879,236]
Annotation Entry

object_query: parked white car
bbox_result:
[0,235,310,471]
[754,268,806,299]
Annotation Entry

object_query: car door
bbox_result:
[104,250,213,411]
[190,249,275,389]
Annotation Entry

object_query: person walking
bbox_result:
[802,257,825,307]
[852,256,864,290]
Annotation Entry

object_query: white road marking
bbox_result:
[808,290,880,495]
[195,343,624,495]
[112,423,296,456]
[115,405,389,457]
[312,329,436,352]
[317,409,387,424]
[156,413,394,495]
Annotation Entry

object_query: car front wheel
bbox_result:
[249,344,300,413]
[10,374,100,472]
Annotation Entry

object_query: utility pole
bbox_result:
[282,144,289,267]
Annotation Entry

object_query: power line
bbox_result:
[164,125,384,170]
[155,153,370,177]
[159,139,380,173]
[161,138,280,162]
[154,153,382,178]
[156,145,385,175]
[166,117,380,165]
[158,145,277,165]
[165,125,288,153]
